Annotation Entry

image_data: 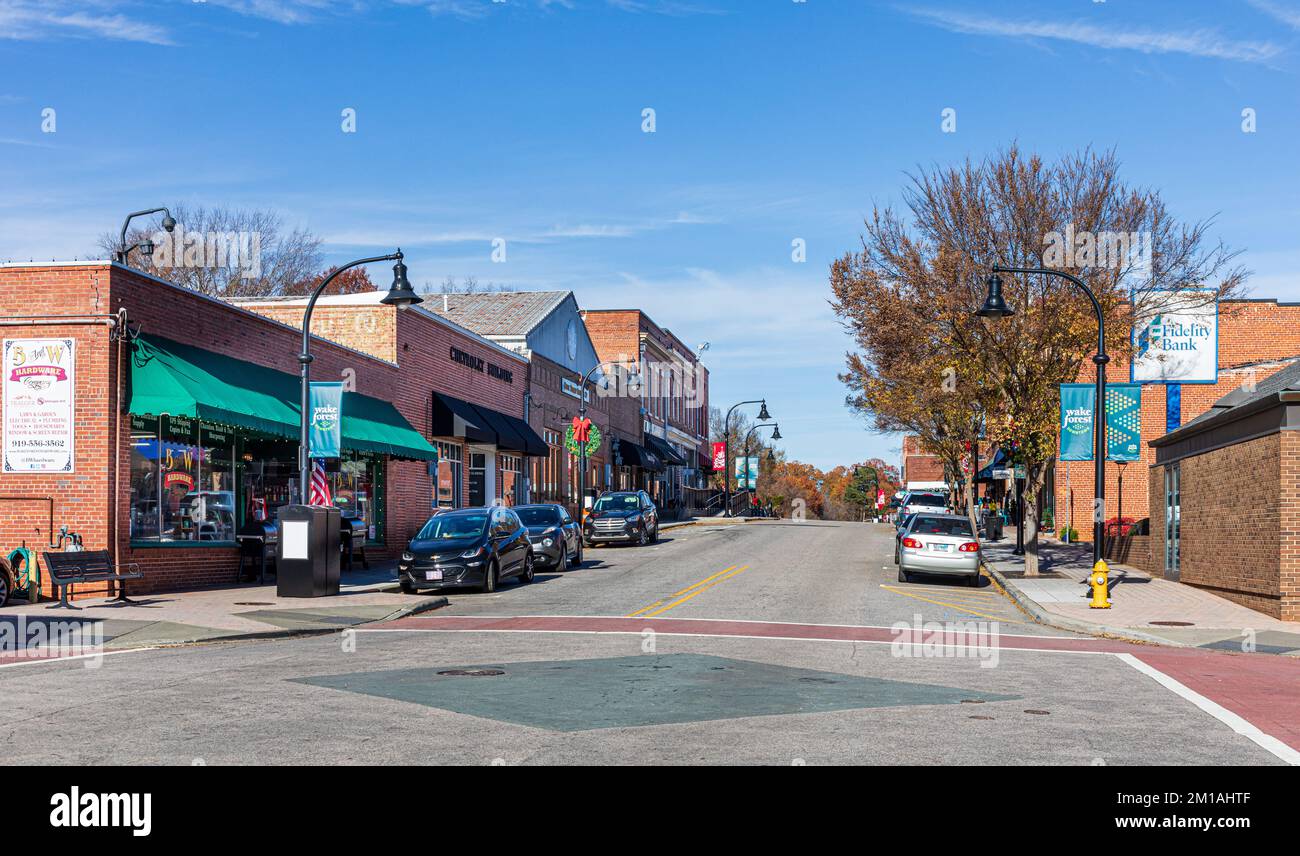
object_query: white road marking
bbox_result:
[1115,652,1300,766]
[354,626,1106,655]
[0,647,158,669]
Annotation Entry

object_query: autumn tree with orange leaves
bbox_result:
[832,146,1245,574]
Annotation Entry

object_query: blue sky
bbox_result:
[3,0,1299,471]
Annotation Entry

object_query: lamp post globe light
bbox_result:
[297,251,421,504]
[976,265,1109,566]
[722,399,771,516]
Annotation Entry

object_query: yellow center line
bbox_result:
[625,565,739,617]
[642,565,750,617]
[878,584,1024,624]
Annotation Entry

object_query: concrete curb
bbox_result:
[980,558,1187,648]
[105,594,450,650]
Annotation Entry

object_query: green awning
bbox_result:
[128,333,437,461]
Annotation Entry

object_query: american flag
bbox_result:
[309,458,333,507]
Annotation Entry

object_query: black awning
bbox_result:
[644,433,688,466]
[500,413,548,457]
[611,437,663,472]
[431,392,547,456]
[473,406,547,457]
[431,392,496,444]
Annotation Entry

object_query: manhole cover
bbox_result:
[234,602,275,606]
[1024,709,1051,716]
[1149,620,1194,627]
[437,669,505,677]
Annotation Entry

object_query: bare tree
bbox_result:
[97,203,323,298]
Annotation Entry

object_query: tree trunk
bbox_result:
[965,479,979,541]
[1022,464,1045,576]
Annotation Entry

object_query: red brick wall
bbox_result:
[901,435,945,484]
[1056,299,1300,535]
[0,264,115,596]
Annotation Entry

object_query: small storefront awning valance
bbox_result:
[611,437,663,472]
[431,392,546,457]
[127,334,438,461]
[975,447,1011,483]
[644,433,688,467]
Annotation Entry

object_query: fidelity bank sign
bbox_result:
[1131,290,1218,384]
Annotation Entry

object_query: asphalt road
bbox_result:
[2,520,1293,765]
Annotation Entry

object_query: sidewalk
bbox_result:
[981,538,1300,656]
[1,562,445,650]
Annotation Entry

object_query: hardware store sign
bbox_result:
[4,338,75,473]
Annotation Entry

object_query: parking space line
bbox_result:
[879,584,1025,623]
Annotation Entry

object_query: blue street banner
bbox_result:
[308,382,343,459]
[734,456,758,489]
[1106,383,1143,461]
[1059,384,1095,461]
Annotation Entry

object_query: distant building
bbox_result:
[901,435,945,490]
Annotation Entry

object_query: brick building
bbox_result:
[1054,299,1300,544]
[900,435,946,489]
[237,291,541,510]
[1148,359,1300,621]
[420,291,644,514]
[0,262,463,597]
[580,309,710,508]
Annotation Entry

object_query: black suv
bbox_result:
[583,491,659,547]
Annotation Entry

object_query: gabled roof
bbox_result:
[426,291,571,337]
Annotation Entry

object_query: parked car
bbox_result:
[397,506,533,594]
[897,513,981,586]
[0,555,13,607]
[902,491,950,516]
[893,512,917,563]
[583,490,659,547]
[515,503,583,571]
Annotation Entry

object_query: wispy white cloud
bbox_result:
[1247,0,1300,31]
[907,7,1283,64]
[0,1,174,45]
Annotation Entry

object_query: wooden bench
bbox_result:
[40,550,143,610]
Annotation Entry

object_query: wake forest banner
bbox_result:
[1058,383,1143,462]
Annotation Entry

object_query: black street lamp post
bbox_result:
[114,207,177,265]
[977,265,1109,565]
[575,360,639,520]
[739,422,780,504]
[297,251,421,503]
[722,399,770,516]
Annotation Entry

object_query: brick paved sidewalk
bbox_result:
[981,538,1300,656]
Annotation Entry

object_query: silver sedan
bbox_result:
[896,513,981,586]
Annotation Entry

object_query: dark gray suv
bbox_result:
[582,490,659,547]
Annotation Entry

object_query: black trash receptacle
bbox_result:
[275,504,341,597]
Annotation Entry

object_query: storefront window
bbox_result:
[195,423,236,542]
[333,452,383,541]
[129,415,161,541]
[500,454,521,506]
[436,441,463,508]
[130,415,236,543]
